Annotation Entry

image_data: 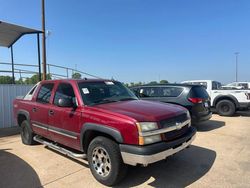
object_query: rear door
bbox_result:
[30,83,54,138]
[48,82,81,150]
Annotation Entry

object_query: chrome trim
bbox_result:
[34,135,86,159]
[32,122,77,139]
[49,128,77,139]
[32,123,47,130]
[121,134,195,166]
[139,119,191,137]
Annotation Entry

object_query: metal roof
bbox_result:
[0,21,42,48]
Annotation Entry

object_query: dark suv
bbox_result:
[131,84,212,124]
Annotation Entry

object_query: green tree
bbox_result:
[25,74,51,84]
[148,81,158,85]
[16,78,24,84]
[159,80,168,84]
[0,76,13,84]
[72,72,82,79]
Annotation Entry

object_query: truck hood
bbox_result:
[94,100,186,122]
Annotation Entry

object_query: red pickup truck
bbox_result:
[13,79,196,186]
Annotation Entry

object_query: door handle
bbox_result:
[48,110,54,116]
[32,108,37,112]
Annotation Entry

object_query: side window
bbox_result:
[212,81,221,90]
[28,85,37,95]
[161,87,183,97]
[54,83,76,106]
[131,88,140,97]
[36,83,54,104]
[139,87,158,97]
[239,83,248,89]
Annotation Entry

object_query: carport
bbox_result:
[0,21,42,83]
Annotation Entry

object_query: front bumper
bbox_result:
[239,102,250,109]
[120,127,196,166]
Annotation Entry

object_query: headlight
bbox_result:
[136,122,158,132]
[136,122,161,145]
[186,111,191,127]
[140,135,161,145]
[186,110,191,119]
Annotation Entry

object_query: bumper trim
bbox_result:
[121,134,196,166]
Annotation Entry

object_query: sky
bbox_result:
[0,0,250,84]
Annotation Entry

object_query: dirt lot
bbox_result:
[1,113,250,188]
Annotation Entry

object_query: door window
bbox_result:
[238,83,248,89]
[212,81,222,90]
[36,83,54,104]
[53,83,76,106]
[139,87,159,97]
[160,87,183,97]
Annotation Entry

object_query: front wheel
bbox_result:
[87,136,127,186]
[20,120,36,145]
[216,100,236,116]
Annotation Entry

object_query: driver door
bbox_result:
[48,82,81,150]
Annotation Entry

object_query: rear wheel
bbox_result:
[216,100,235,116]
[20,120,36,145]
[87,136,127,186]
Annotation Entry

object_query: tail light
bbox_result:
[188,97,203,103]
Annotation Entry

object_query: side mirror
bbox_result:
[58,98,74,107]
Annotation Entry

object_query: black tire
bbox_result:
[20,120,36,145]
[216,100,236,116]
[87,136,127,186]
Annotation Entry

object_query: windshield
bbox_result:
[78,81,138,106]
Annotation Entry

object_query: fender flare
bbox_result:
[17,110,31,126]
[213,95,239,108]
[80,123,124,151]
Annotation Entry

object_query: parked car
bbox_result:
[130,84,212,124]
[222,82,250,90]
[13,79,196,186]
[181,80,250,116]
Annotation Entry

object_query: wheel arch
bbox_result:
[213,95,239,108]
[80,123,124,153]
[17,110,30,127]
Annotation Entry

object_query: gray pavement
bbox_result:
[0,113,250,188]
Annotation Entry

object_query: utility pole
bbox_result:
[234,52,239,82]
[42,0,47,80]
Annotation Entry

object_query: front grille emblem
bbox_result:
[175,122,183,130]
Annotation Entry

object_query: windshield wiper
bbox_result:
[118,97,137,101]
[91,98,119,105]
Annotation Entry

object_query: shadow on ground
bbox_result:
[116,145,216,188]
[0,127,20,138]
[234,110,250,117]
[211,110,250,117]
[46,146,89,168]
[0,149,41,188]
[195,120,225,132]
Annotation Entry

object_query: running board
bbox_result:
[34,135,87,159]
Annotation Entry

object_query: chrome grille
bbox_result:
[159,113,190,141]
[159,113,188,128]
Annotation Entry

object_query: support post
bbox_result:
[37,33,42,81]
[235,52,239,82]
[10,46,15,84]
[42,0,47,80]
[66,68,69,78]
